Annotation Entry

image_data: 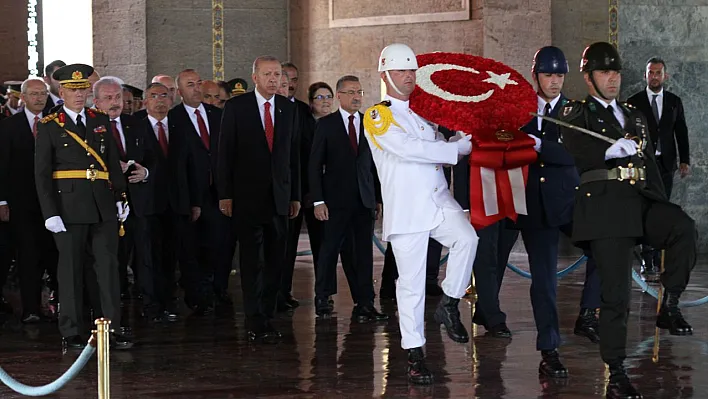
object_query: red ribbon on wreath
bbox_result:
[409,52,538,230]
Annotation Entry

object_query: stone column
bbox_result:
[0,0,29,81]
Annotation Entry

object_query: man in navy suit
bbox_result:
[497,47,601,377]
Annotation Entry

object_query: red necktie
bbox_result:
[194,109,209,150]
[264,101,274,152]
[348,114,358,155]
[32,115,39,138]
[111,120,126,158]
[157,121,169,157]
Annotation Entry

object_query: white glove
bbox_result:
[45,216,67,233]
[116,202,130,222]
[528,134,542,152]
[448,130,466,143]
[455,134,472,156]
[604,138,638,160]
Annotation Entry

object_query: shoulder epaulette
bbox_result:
[40,113,57,124]
[90,107,107,115]
[363,102,400,150]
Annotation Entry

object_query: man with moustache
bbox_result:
[141,82,195,322]
[364,44,477,384]
[34,64,132,349]
[218,56,300,342]
[171,69,229,312]
[0,78,58,323]
[310,75,385,322]
[559,42,695,398]
[93,77,154,301]
[43,60,66,115]
[627,58,690,278]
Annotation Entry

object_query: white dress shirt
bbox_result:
[536,94,561,131]
[591,96,626,128]
[110,117,127,150]
[183,103,210,138]
[63,106,87,126]
[339,107,360,143]
[255,89,276,131]
[147,115,169,143]
[24,108,42,132]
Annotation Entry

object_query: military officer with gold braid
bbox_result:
[364,43,478,385]
[35,64,133,350]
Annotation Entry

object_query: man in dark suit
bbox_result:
[218,55,300,342]
[35,64,132,349]
[309,75,386,322]
[627,57,690,276]
[561,43,695,398]
[42,60,66,115]
[0,78,58,323]
[170,69,228,313]
[93,77,155,303]
[142,82,198,321]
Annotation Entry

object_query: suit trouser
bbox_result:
[147,210,181,313]
[282,206,324,296]
[315,206,374,305]
[472,221,517,328]
[0,221,13,294]
[54,221,121,337]
[212,215,236,296]
[382,239,444,288]
[236,214,288,328]
[117,215,153,297]
[590,198,695,364]
[11,213,58,315]
[389,208,478,349]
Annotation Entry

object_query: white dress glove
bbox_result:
[455,134,472,156]
[527,134,542,152]
[116,202,130,222]
[604,138,638,160]
[45,216,67,233]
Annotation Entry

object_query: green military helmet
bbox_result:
[580,42,622,72]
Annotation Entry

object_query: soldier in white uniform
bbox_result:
[363,43,478,385]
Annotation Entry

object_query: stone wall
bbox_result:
[0,1,29,81]
[619,1,708,252]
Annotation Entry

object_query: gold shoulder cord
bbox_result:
[363,104,401,150]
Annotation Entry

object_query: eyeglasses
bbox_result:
[338,90,365,96]
[313,94,333,100]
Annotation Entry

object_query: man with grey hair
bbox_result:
[218,55,300,343]
[94,76,154,304]
[152,74,180,105]
[0,78,58,322]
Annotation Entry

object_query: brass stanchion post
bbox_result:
[652,250,666,363]
[95,318,111,399]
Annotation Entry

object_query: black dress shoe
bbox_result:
[351,305,371,323]
[276,298,293,312]
[315,297,332,318]
[407,348,434,385]
[62,335,84,349]
[284,295,300,308]
[111,333,134,350]
[433,294,469,343]
[656,292,692,335]
[360,305,389,321]
[426,283,444,297]
[574,308,600,343]
[606,363,642,399]
[22,313,41,324]
[539,350,568,378]
[485,323,512,338]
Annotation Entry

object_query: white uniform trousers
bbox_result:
[389,208,478,349]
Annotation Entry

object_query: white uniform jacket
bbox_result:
[364,95,463,241]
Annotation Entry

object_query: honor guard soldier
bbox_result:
[559,42,696,399]
[364,43,478,385]
[35,64,133,350]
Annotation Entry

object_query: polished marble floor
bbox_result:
[0,236,707,398]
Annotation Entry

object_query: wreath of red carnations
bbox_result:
[409,52,536,137]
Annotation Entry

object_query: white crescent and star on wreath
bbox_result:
[416,64,518,103]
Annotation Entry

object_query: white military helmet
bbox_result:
[378,43,419,72]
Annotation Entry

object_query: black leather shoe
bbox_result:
[315,298,332,319]
[361,305,389,322]
[276,297,293,312]
[284,295,300,308]
[574,308,600,343]
[22,313,41,324]
[426,283,444,297]
[485,323,512,338]
[111,333,134,350]
[539,350,568,378]
[656,292,692,335]
[352,305,371,323]
[62,335,84,349]
[262,321,282,344]
[327,296,334,308]
[433,294,469,343]
[606,363,642,399]
[407,348,434,385]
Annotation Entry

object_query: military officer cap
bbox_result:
[580,42,622,72]
[122,84,143,98]
[532,46,568,74]
[52,63,94,89]
[228,78,248,95]
[3,81,23,96]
